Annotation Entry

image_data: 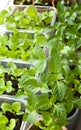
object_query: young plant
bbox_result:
[0,101,24,130]
[22,2,81,130]
[0,5,55,32]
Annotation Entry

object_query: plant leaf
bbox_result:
[12,102,21,113]
[26,110,36,124]
[53,81,66,100]
[8,118,16,130]
[0,115,8,124]
[53,103,67,120]
[1,103,12,114]
[26,5,37,18]
[35,97,52,111]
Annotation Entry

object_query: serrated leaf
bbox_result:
[35,98,52,111]
[53,81,66,100]
[53,104,67,119]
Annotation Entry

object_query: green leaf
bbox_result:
[35,35,47,46]
[0,124,6,130]
[12,102,21,113]
[6,81,14,93]
[1,103,12,114]
[78,84,81,94]
[53,103,67,120]
[63,100,74,114]
[0,78,5,88]
[36,60,46,74]
[35,97,52,111]
[0,15,4,24]
[27,92,38,107]
[6,22,16,30]
[74,98,81,109]
[48,54,61,73]
[7,62,17,71]
[26,5,37,18]
[26,110,36,124]
[0,115,8,124]
[32,46,45,59]
[19,78,39,90]
[61,46,71,55]
[8,119,16,130]
[53,81,66,100]
[41,111,51,123]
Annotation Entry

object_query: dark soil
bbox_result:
[28,121,44,130]
[28,125,41,130]
[14,0,53,6]
[5,111,23,130]
[14,0,32,5]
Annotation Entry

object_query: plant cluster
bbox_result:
[0,1,81,130]
[0,101,24,130]
[0,5,55,32]
[21,1,81,130]
[0,31,47,63]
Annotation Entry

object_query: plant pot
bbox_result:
[0,30,34,68]
[67,109,80,130]
[75,110,81,130]
[12,5,57,27]
[26,124,68,130]
[26,124,41,130]
[0,94,27,130]
[1,58,33,69]
[12,0,54,6]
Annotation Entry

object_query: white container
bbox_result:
[1,58,33,69]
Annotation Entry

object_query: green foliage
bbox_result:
[23,2,81,129]
[1,102,22,114]
[0,1,81,130]
[0,5,55,32]
[0,101,23,130]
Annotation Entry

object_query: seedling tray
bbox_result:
[0,95,27,130]
[1,58,33,69]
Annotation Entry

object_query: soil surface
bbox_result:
[14,0,53,6]
[5,111,23,130]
